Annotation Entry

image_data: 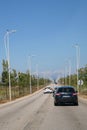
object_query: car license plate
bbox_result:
[63,95,70,98]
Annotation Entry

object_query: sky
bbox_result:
[0,0,87,79]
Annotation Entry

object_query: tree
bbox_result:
[1,59,8,86]
[11,69,17,87]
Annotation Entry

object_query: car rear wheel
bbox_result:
[74,102,78,106]
[54,102,58,106]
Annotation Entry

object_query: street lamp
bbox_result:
[4,29,16,101]
[65,60,69,85]
[73,44,80,92]
[36,64,39,90]
[64,59,71,86]
[68,59,71,86]
[66,58,71,85]
[29,55,36,94]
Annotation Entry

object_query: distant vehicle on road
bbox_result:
[53,86,60,97]
[43,88,53,94]
[54,86,78,106]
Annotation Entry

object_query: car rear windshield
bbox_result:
[57,87,75,93]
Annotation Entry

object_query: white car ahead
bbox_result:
[43,88,53,94]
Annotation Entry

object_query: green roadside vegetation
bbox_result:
[0,60,51,103]
[1,59,87,103]
[59,65,87,98]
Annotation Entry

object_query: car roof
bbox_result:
[57,86,75,89]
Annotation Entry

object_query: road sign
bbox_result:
[78,80,83,86]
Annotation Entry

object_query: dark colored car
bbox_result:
[54,86,78,106]
[53,86,60,97]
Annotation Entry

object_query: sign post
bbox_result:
[78,80,83,86]
[78,80,83,93]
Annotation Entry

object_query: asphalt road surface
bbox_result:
[0,90,87,130]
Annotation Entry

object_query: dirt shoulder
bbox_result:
[79,94,87,99]
[79,94,87,105]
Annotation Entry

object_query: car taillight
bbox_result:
[56,93,61,96]
[73,93,77,96]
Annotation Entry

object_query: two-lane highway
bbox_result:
[0,90,87,130]
[0,90,49,130]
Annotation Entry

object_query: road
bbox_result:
[0,90,87,130]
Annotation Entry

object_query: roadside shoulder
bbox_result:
[79,95,87,104]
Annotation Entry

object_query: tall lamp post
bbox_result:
[65,61,68,85]
[68,59,71,86]
[4,30,16,101]
[73,44,80,92]
[67,58,71,86]
[36,64,39,90]
[29,55,35,94]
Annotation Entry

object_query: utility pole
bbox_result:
[4,30,16,101]
[29,55,36,94]
[73,44,80,92]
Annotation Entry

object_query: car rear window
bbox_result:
[57,87,75,93]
